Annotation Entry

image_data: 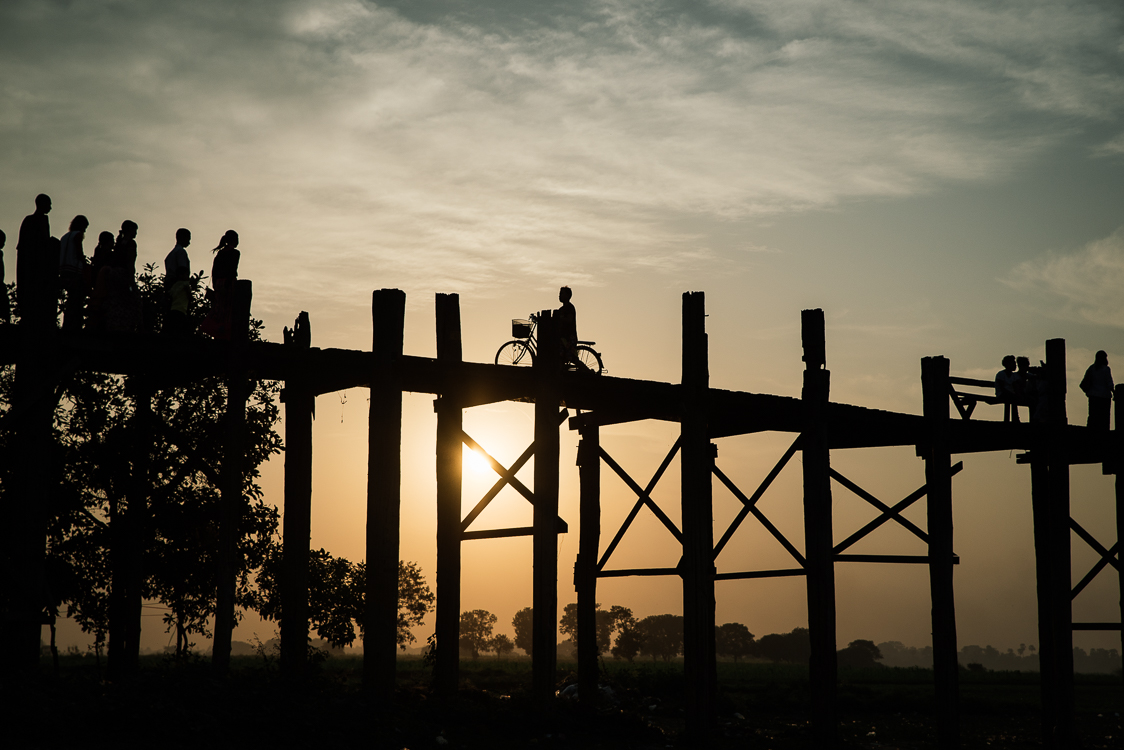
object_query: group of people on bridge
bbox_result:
[995,352,1114,430]
[2,194,242,338]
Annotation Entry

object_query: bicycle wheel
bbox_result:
[574,345,604,375]
[496,340,535,366]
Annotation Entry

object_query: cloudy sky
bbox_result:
[4,0,1123,654]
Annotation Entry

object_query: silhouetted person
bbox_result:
[85,231,116,332]
[164,228,192,336]
[91,230,114,279]
[1079,351,1113,431]
[59,215,89,332]
[1016,356,1035,417]
[111,220,139,278]
[995,355,1020,422]
[0,229,9,324]
[16,194,52,323]
[200,230,240,340]
[556,285,579,366]
[102,220,141,332]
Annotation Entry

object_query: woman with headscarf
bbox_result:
[200,230,240,340]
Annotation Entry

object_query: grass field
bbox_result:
[6,653,1121,749]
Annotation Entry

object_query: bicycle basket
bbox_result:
[512,319,532,338]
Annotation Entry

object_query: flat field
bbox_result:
[5,654,1121,749]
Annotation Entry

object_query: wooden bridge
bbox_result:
[2,280,1120,748]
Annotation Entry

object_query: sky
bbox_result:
[2,0,1123,656]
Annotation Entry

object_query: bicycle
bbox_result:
[495,313,605,374]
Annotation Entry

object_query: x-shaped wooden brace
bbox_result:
[712,436,805,567]
[1071,518,1120,600]
[832,462,963,555]
[596,437,683,572]
[459,408,569,540]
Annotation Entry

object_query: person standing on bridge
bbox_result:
[201,230,240,340]
[164,228,192,336]
[59,214,90,332]
[1079,351,1113,431]
[0,229,8,324]
[16,193,52,323]
[995,355,1021,422]
[556,286,580,367]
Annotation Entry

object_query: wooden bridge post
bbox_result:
[533,309,561,707]
[681,291,716,734]
[1116,384,1124,698]
[213,279,252,673]
[1033,338,1074,746]
[435,293,463,697]
[2,256,57,673]
[801,308,837,744]
[576,424,601,703]
[921,356,959,748]
[280,312,313,679]
[366,290,406,697]
[123,378,153,677]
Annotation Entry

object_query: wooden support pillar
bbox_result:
[122,378,153,676]
[3,280,55,673]
[280,312,313,679]
[533,309,561,707]
[921,356,959,748]
[681,291,716,735]
[434,293,463,697]
[801,308,837,744]
[1116,384,1124,699]
[1030,442,1057,734]
[366,290,406,697]
[1040,339,1075,746]
[213,279,252,673]
[575,424,601,703]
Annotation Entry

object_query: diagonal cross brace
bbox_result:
[597,438,683,571]
[833,461,963,554]
[712,436,803,566]
[1071,517,1120,600]
[830,467,938,545]
[459,408,569,534]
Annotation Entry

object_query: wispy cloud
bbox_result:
[1,0,1121,304]
[1001,229,1124,329]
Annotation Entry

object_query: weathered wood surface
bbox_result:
[2,325,1118,459]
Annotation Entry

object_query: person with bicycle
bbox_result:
[556,286,579,366]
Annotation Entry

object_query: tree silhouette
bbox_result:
[512,606,533,656]
[637,614,683,662]
[459,609,497,659]
[490,633,515,658]
[1,265,282,661]
[611,621,644,662]
[253,547,434,649]
[755,627,811,664]
[715,622,755,663]
[837,638,883,669]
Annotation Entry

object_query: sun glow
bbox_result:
[463,443,497,478]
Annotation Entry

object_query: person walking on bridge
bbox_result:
[1079,350,1113,431]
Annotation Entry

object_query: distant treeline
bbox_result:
[879,640,1123,675]
[456,604,1124,676]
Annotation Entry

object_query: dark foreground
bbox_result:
[5,655,1121,749]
